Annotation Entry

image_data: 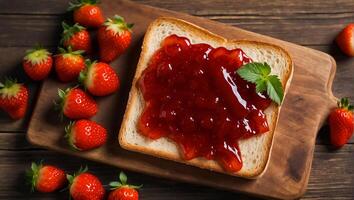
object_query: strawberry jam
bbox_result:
[138,35,271,172]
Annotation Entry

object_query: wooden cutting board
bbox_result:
[27,0,337,199]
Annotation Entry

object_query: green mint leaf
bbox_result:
[237,62,271,83]
[261,63,271,76]
[266,75,284,105]
[237,64,261,83]
[237,62,284,105]
[255,79,267,93]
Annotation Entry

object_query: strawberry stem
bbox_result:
[54,88,72,120]
[67,166,88,185]
[65,121,81,151]
[338,97,353,111]
[119,171,127,185]
[26,161,44,192]
[78,59,96,87]
[24,46,51,65]
[104,15,134,35]
[61,22,86,45]
[67,0,100,11]
[0,78,21,99]
[109,171,142,190]
[58,46,85,56]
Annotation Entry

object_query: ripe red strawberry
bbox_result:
[26,162,66,193]
[61,22,92,54]
[56,87,98,119]
[3,102,28,120]
[54,47,85,82]
[69,0,104,28]
[79,60,120,96]
[68,167,105,200]
[336,24,354,56]
[108,172,141,200]
[328,98,354,148]
[65,119,107,151]
[98,15,133,63]
[0,79,29,119]
[23,47,53,80]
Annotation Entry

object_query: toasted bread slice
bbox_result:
[118,17,293,178]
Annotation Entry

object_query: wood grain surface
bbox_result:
[25,0,341,199]
[0,0,353,199]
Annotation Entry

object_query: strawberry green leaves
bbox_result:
[109,171,142,190]
[237,62,284,105]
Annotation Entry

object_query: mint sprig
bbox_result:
[237,62,284,105]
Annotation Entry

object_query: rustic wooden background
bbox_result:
[0,0,353,199]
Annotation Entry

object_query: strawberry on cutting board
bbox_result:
[328,98,354,148]
[336,24,354,56]
[98,15,133,63]
[23,46,53,81]
[68,167,105,200]
[108,172,142,200]
[61,22,92,54]
[65,119,107,151]
[79,59,120,96]
[26,162,66,193]
[69,0,105,28]
[0,79,29,119]
[56,87,98,119]
[54,47,85,82]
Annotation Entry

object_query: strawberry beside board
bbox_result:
[26,162,142,200]
[328,98,354,148]
[26,162,67,193]
[17,0,140,199]
[0,79,29,119]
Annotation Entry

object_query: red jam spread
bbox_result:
[138,35,271,172]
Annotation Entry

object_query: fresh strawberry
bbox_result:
[23,46,53,80]
[61,22,92,53]
[69,0,104,28]
[336,24,354,56]
[54,47,85,82]
[3,102,28,120]
[328,98,354,148]
[108,172,141,200]
[65,119,107,151]
[68,167,105,200]
[26,162,66,193]
[0,79,29,119]
[79,60,120,96]
[98,15,133,63]
[56,87,98,119]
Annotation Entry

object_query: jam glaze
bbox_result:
[138,35,271,172]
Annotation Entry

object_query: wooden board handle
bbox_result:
[320,56,338,126]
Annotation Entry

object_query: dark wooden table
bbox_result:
[0,0,353,199]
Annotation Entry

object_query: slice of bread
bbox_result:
[119,17,293,178]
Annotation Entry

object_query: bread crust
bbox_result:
[119,17,293,178]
